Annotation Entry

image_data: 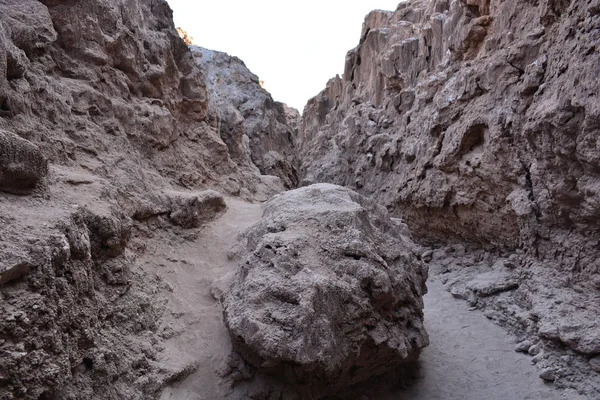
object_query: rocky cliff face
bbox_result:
[192,47,299,188]
[0,0,290,199]
[0,0,295,398]
[2,0,600,397]
[300,0,600,395]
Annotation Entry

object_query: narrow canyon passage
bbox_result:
[1,0,598,398]
[155,199,583,399]
[146,198,265,399]
[392,278,584,400]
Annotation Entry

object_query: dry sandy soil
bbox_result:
[153,198,585,399]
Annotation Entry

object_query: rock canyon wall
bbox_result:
[0,0,295,398]
[300,0,600,395]
[1,0,600,398]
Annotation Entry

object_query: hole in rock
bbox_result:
[83,357,94,370]
[458,123,487,156]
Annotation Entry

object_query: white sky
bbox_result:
[166,0,401,111]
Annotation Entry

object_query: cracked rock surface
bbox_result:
[299,0,600,395]
[223,184,428,397]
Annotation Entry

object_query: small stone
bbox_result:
[230,371,244,381]
[590,357,600,373]
[539,368,557,382]
[452,244,466,257]
[531,354,544,364]
[560,355,573,365]
[515,340,533,353]
[466,292,478,307]
[450,285,467,300]
[528,344,542,356]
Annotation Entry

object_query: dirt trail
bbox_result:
[392,278,585,400]
[155,197,263,400]
[157,198,584,399]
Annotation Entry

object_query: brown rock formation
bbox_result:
[192,47,300,188]
[223,184,428,398]
[0,0,295,398]
[299,0,600,395]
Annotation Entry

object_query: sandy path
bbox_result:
[391,278,584,400]
[157,198,584,399]
[157,198,263,400]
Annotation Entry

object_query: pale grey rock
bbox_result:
[223,184,428,395]
[540,368,557,382]
[191,47,299,188]
[515,340,533,353]
[465,271,519,297]
[166,190,226,229]
[421,249,433,262]
[529,344,543,356]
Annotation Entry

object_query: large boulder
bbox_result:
[223,183,428,394]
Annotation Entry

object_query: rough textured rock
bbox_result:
[0,0,293,201]
[301,0,600,252]
[223,184,428,396]
[192,47,300,188]
[0,203,165,400]
[299,0,600,395]
[0,0,295,398]
[165,190,226,229]
[0,128,48,194]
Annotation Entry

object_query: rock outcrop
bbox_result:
[299,0,600,395]
[192,47,299,188]
[223,184,428,397]
[301,0,600,251]
[0,128,48,194]
[0,0,296,398]
[0,0,292,201]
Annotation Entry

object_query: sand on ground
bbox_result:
[155,198,585,400]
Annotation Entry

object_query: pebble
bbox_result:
[531,354,544,364]
[421,250,433,263]
[528,344,542,356]
[539,368,557,382]
[452,244,466,257]
[560,355,573,365]
[450,286,467,300]
[515,340,533,353]
[230,371,244,381]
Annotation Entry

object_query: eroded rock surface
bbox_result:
[0,128,48,194]
[192,47,299,188]
[0,0,295,398]
[223,184,428,397]
[299,0,600,395]
[301,0,600,251]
